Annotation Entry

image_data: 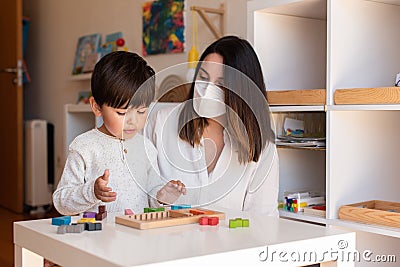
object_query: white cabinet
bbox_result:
[63,104,102,161]
[248,0,400,244]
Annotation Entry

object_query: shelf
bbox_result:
[279,210,327,225]
[270,106,325,112]
[328,104,400,111]
[267,89,326,106]
[329,219,400,239]
[277,145,326,151]
[334,87,400,105]
[65,104,92,113]
[69,73,92,81]
[366,0,400,6]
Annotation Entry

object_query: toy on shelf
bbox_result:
[115,208,225,230]
[283,191,325,213]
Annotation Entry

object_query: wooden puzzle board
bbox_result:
[115,208,225,230]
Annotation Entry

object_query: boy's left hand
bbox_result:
[156,180,186,205]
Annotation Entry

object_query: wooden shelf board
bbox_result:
[267,89,326,106]
[334,87,400,105]
[329,219,400,239]
[65,104,92,113]
[69,73,92,81]
[270,105,325,112]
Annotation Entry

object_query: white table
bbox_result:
[14,209,355,266]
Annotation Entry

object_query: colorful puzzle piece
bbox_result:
[125,209,134,215]
[144,207,165,213]
[51,216,71,226]
[189,209,214,215]
[171,204,191,210]
[77,218,96,224]
[83,211,97,218]
[96,205,107,220]
[57,222,101,234]
[229,218,249,228]
[199,216,219,226]
[67,224,85,233]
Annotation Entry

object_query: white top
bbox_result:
[145,104,279,216]
[53,129,162,215]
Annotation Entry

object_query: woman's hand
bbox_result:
[94,169,117,202]
[156,180,186,204]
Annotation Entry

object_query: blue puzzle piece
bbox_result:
[171,204,191,210]
[51,216,71,226]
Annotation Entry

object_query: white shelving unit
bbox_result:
[248,0,400,262]
[63,104,102,161]
[248,0,328,225]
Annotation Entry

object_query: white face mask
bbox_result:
[193,82,226,118]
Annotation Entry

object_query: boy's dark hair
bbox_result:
[91,51,155,109]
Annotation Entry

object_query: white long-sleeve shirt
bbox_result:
[145,104,279,216]
[53,129,162,215]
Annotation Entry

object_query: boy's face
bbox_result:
[99,104,148,140]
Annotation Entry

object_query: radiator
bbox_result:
[24,120,54,207]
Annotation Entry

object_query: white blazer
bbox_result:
[145,103,279,216]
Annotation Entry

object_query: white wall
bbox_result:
[22,0,247,184]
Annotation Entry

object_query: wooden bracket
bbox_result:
[191,4,225,39]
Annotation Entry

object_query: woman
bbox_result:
[145,36,278,215]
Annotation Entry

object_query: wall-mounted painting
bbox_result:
[142,0,184,56]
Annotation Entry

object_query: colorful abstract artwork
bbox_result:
[142,0,184,56]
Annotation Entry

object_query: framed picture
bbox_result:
[82,53,101,73]
[72,33,102,75]
[77,91,91,104]
[142,0,184,56]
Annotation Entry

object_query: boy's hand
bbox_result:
[94,169,117,202]
[156,180,186,205]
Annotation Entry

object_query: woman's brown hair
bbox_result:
[178,36,274,164]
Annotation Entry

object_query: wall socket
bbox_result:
[396,73,400,87]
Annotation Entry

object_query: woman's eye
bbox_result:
[199,74,208,81]
[117,112,126,116]
[138,109,147,114]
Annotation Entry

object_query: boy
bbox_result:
[53,51,185,215]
